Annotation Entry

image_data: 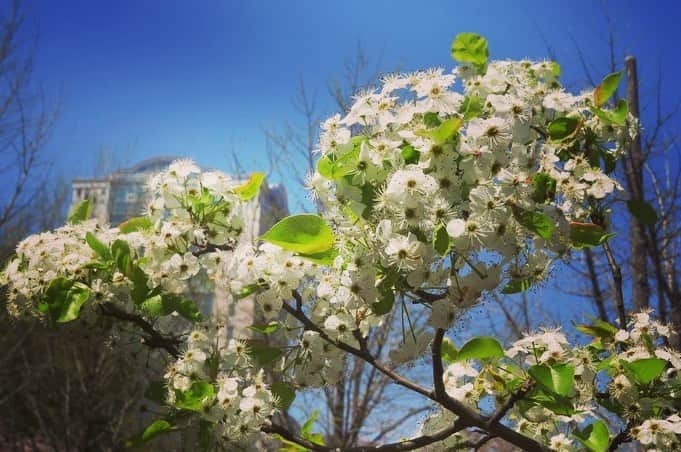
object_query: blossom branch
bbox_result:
[98,302,182,358]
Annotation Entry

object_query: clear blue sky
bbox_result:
[20,0,681,191]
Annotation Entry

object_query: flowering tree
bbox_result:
[2,33,680,451]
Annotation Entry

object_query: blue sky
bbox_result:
[19,0,681,196]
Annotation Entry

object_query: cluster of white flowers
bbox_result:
[164,326,276,444]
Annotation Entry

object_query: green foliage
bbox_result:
[531,173,556,204]
[511,205,554,239]
[42,277,91,323]
[459,95,484,120]
[594,71,623,107]
[261,214,335,254]
[456,336,504,361]
[68,199,92,224]
[574,420,610,452]
[624,358,666,384]
[441,337,458,364]
[451,32,489,72]
[548,116,581,142]
[501,277,535,294]
[528,363,574,396]
[593,99,628,126]
[271,382,296,410]
[125,419,174,448]
[85,232,111,260]
[119,216,153,234]
[627,199,658,225]
[234,172,266,201]
[433,224,451,256]
[415,117,463,143]
[248,321,280,334]
[295,247,339,266]
[575,316,618,339]
[569,222,616,249]
[174,381,215,412]
[247,344,283,366]
[400,143,420,164]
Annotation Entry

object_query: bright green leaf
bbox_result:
[234,172,266,201]
[68,199,92,224]
[261,214,335,254]
[441,337,458,364]
[532,173,556,204]
[627,199,658,226]
[625,358,666,384]
[234,283,262,299]
[43,278,91,323]
[548,116,581,141]
[400,144,420,164]
[594,70,623,107]
[459,95,484,120]
[511,205,554,239]
[142,420,172,441]
[593,99,628,126]
[451,32,489,72]
[111,240,133,276]
[296,247,339,266]
[433,225,451,256]
[569,222,616,249]
[119,216,154,234]
[529,364,574,396]
[174,381,215,412]
[456,336,504,361]
[416,117,463,143]
[85,232,111,260]
[575,316,618,339]
[574,420,610,452]
[423,112,442,127]
[248,321,280,334]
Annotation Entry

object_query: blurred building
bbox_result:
[70,156,288,335]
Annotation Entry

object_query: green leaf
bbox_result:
[299,410,325,445]
[85,232,111,260]
[140,295,164,317]
[261,214,335,254]
[451,32,489,72]
[140,294,200,322]
[594,70,623,107]
[524,387,574,416]
[234,283,263,299]
[511,205,554,239]
[441,337,458,364]
[416,117,463,144]
[271,382,296,410]
[248,321,280,334]
[125,419,174,448]
[456,336,504,361]
[68,199,92,224]
[174,381,215,412]
[627,199,658,226]
[574,420,610,452]
[296,247,339,266]
[575,316,618,339]
[43,278,91,323]
[111,240,133,275]
[593,99,628,126]
[234,172,266,201]
[142,420,172,441]
[119,216,153,234]
[551,61,561,77]
[569,222,616,249]
[433,225,451,256]
[624,358,666,384]
[400,143,420,164]
[247,344,283,366]
[371,291,394,316]
[459,95,484,120]
[501,277,535,294]
[548,116,581,141]
[423,112,441,127]
[531,173,556,204]
[528,364,574,396]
